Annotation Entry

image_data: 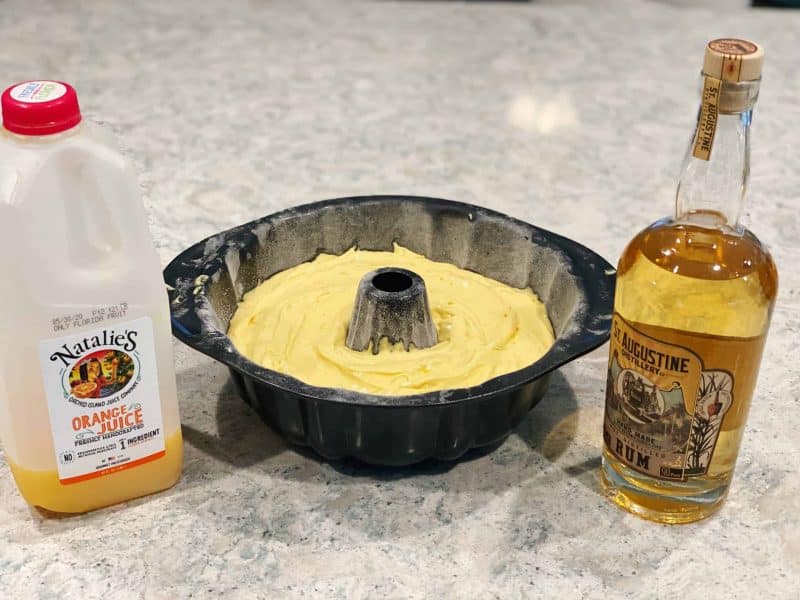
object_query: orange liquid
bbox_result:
[6,429,183,514]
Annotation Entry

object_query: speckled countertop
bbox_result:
[1,1,799,598]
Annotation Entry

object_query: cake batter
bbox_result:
[228,245,554,395]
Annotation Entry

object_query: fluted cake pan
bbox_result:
[164,195,615,466]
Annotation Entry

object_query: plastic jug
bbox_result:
[0,81,182,513]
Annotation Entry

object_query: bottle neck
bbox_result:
[675,78,759,232]
[1,121,83,145]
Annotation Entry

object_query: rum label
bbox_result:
[692,75,722,161]
[602,313,756,481]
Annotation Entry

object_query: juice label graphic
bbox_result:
[38,317,165,484]
[602,314,748,481]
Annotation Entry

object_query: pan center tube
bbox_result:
[345,267,438,354]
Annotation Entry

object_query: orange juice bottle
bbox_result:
[0,81,182,513]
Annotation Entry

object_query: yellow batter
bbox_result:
[228,245,554,395]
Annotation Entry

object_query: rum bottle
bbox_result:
[601,40,778,523]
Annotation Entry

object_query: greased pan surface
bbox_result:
[164,196,615,465]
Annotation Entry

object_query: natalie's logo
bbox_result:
[49,328,138,367]
[67,349,137,400]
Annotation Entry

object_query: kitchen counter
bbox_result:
[1,1,799,597]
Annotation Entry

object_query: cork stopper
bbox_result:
[702,38,763,83]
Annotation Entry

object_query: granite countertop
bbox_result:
[1,1,799,597]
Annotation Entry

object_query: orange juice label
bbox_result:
[38,316,165,484]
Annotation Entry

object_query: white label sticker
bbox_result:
[38,317,165,484]
[10,81,67,103]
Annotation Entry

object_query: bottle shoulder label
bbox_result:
[692,75,722,161]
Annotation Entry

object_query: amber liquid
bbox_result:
[601,211,778,523]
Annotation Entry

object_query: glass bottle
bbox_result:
[600,39,778,523]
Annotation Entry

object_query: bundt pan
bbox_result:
[164,195,615,466]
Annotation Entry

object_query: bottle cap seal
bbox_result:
[703,39,763,83]
[1,80,82,135]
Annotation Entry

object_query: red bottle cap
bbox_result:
[1,80,82,136]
